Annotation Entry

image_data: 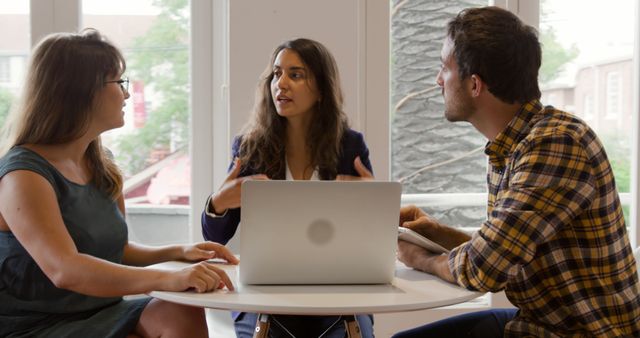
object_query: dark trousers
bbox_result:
[392,308,517,338]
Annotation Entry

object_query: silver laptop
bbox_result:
[239,180,401,285]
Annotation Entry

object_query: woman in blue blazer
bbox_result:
[201,38,375,338]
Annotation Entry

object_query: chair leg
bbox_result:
[253,313,270,338]
[343,315,362,338]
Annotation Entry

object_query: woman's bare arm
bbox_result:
[0,170,234,296]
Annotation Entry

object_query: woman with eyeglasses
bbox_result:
[0,29,238,338]
[201,38,375,338]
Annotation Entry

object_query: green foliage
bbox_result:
[600,132,631,193]
[0,87,14,127]
[539,27,579,84]
[612,158,631,193]
[538,0,580,85]
[114,0,189,176]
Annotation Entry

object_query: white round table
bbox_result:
[148,260,482,316]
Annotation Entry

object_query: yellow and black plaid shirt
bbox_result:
[448,100,640,337]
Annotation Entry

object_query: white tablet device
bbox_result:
[398,227,450,254]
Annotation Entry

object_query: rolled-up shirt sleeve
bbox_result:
[449,132,597,292]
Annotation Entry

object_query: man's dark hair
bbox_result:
[447,6,541,103]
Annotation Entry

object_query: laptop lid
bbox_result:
[239,180,401,285]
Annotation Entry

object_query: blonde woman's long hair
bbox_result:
[0,29,125,199]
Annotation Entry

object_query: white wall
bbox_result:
[30,0,80,45]
[225,0,390,180]
[229,1,359,134]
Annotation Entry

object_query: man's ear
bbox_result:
[469,74,484,98]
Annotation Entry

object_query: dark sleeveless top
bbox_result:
[0,146,149,338]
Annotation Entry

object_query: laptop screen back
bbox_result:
[239,180,401,285]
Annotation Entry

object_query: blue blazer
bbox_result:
[201,128,373,244]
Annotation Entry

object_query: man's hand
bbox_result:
[397,239,436,269]
[397,240,455,284]
[399,205,471,250]
[399,205,441,237]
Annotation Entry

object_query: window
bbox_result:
[391,0,489,230]
[0,2,29,128]
[540,0,635,231]
[19,0,209,246]
[0,57,10,83]
[545,93,559,107]
[606,71,622,118]
[390,0,492,310]
[82,0,191,245]
[583,94,595,120]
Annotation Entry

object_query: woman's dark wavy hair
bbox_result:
[0,29,125,199]
[238,38,349,179]
[447,6,542,103]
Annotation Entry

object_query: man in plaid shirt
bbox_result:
[395,6,640,338]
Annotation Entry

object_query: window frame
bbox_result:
[605,71,623,119]
[0,57,10,83]
[584,94,595,120]
[631,0,640,248]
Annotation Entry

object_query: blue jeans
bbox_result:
[392,309,517,338]
[234,312,374,338]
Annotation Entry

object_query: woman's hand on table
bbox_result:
[180,241,240,265]
[161,261,235,292]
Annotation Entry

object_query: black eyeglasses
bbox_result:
[104,77,129,93]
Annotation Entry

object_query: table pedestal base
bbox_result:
[252,314,362,338]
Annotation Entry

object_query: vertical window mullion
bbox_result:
[190,0,218,243]
[631,1,640,247]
